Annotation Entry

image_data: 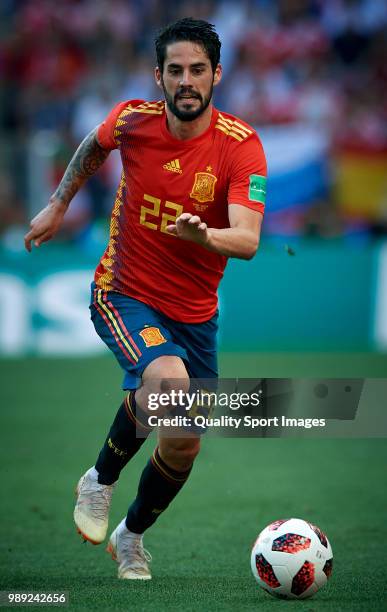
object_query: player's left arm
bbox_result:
[167,132,267,259]
[167,206,263,260]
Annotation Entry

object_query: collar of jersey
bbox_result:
[160,104,219,147]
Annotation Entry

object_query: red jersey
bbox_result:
[95,99,267,323]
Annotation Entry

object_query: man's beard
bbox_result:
[162,80,213,122]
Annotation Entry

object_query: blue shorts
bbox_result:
[90,284,218,390]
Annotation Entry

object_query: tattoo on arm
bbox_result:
[52,128,110,207]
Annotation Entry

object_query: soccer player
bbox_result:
[24,18,267,580]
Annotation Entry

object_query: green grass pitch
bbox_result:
[1,353,387,610]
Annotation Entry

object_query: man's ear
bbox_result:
[213,63,222,87]
[154,66,163,89]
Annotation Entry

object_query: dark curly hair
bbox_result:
[155,17,221,73]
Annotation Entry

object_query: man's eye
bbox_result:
[193,68,204,75]
[169,69,180,75]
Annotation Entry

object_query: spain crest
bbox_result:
[190,172,217,203]
[139,326,167,347]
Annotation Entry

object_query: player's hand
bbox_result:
[24,199,67,252]
[166,213,209,246]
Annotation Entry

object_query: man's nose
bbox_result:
[179,70,193,87]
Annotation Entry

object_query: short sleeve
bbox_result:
[227,134,267,213]
[97,101,130,150]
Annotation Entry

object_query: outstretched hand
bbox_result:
[24,200,66,252]
[166,213,209,246]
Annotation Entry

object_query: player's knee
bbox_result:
[138,356,190,413]
[159,438,200,471]
[144,356,189,387]
[159,372,190,396]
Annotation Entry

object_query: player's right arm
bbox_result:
[24,127,110,252]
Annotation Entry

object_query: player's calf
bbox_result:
[95,392,153,485]
[158,435,201,471]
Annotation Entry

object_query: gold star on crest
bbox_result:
[206,165,212,172]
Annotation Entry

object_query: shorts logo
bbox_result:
[139,326,167,347]
[190,172,217,203]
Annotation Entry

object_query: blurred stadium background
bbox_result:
[1,0,387,356]
[1,2,387,609]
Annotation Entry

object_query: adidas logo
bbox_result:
[163,159,182,174]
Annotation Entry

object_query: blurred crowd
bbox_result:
[1,0,386,244]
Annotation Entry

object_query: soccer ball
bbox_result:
[251,518,333,599]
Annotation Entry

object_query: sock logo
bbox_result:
[107,437,127,457]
